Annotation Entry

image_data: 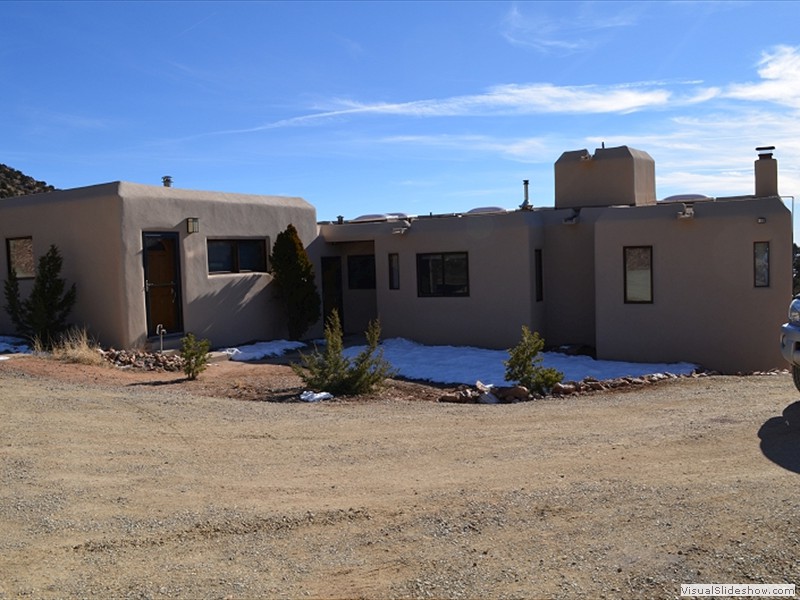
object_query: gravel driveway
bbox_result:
[1,356,798,599]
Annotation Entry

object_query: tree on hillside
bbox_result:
[0,163,56,198]
[270,224,321,340]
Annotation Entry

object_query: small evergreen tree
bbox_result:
[3,244,77,348]
[180,332,211,380]
[270,224,321,340]
[504,326,563,395]
[292,309,396,396]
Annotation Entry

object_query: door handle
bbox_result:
[145,280,151,293]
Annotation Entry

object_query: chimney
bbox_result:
[755,146,778,197]
[162,175,173,188]
[520,179,531,210]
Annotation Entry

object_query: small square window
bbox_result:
[417,252,469,297]
[7,237,35,279]
[207,239,268,274]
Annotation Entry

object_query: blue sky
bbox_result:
[3,1,800,230]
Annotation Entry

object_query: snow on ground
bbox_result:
[227,337,697,386]
[223,340,306,361]
[0,336,30,357]
[1,333,697,385]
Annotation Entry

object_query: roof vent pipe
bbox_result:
[520,179,531,210]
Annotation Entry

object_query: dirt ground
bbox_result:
[1,355,799,600]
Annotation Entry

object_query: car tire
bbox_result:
[792,365,800,393]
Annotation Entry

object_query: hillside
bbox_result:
[0,164,56,199]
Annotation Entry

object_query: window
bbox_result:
[754,241,770,287]
[388,253,400,290]
[207,239,268,274]
[417,252,469,297]
[6,237,34,279]
[624,246,653,303]
[535,249,544,302]
[347,254,376,289]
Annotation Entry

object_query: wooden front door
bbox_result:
[143,233,183,337]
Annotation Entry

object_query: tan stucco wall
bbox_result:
[116,182,317,349]
[0,184,127,344]
[538,208,603,348]
[1,182,318,350]
[321,211,541,349]
[594,197,792,373]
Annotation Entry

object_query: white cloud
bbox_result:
[500,2,642,54]
[725,45,800,109]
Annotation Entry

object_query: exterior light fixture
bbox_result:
[186,217,200,234]
[757,217,767,224]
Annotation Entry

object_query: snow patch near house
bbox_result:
[224,340,306,361]
[226,337,697,386]
[0,336,30,355]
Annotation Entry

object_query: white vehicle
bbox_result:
[780,297,800,390]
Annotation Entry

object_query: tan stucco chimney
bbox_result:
[554,145,656,209]
[755,146,778,197]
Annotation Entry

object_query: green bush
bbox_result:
[180,333,211,380]
[504,326,563,395]
[3,244,76,349]
[292,309,396,396]
[270,224,321,340]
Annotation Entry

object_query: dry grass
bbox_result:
[44,327,107,366]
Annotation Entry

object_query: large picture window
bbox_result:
[417,252,469,297]
[347,254,376,289]
[624,246,653,303]
[207,239,268,274]
[6,237,34,279]
[754,241,770,287]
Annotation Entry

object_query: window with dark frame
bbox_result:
[754,241,770,287]
[6,237,35,279]
[624,246,653,303]
[347,254,376,289]
[207,239,268,274]
[388,253,400,290]
[417,252,469,297]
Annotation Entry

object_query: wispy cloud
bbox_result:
[725,45,800,109]
[500,2,643,54]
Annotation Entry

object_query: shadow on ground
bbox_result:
[758,401,800,474]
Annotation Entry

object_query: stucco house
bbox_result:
[315,146,791,374]
[0,182,317,349]
[0,145,791,373]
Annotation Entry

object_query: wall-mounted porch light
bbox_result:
[186,217,200,234]
[757,217,767,224]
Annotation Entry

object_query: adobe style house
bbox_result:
[0,145,791,373]
[315,146,791,374]
[0,182,317,349]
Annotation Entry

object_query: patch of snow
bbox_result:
[0,336,30,355]
[299,391,334,402]
[341,338,697,386]
[224,340,306,362]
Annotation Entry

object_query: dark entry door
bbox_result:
[143,233,183,337]
[321,256,344,330]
